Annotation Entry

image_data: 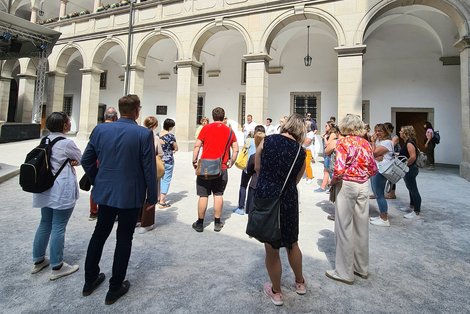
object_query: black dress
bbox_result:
[254,134,305,249]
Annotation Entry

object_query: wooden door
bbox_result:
[395,112,428,151]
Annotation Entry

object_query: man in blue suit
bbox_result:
[81,94,157,305]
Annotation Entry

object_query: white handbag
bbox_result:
[378,156,409,184]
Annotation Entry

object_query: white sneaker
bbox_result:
[306,179,313,184]
[49,262,79,281]
[404,211,419,219]
[370,217,390,227]
[369,216,380,221]
[31,258,49,274]
[138,225,155,234]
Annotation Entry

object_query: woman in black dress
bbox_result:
[254,113,306,306]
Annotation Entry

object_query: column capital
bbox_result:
[122,64,145,72]
[455,36,470,52]
[0,76,13,81]
[80,67,103,75]
[334,45,367,57]
[243,53,272,63]
[17,74,37,79]
[47,70,68,77]
[175,59,203,68]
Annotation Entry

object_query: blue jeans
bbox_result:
[160,163,174,194]
[403,165,421,213]
[33,207,74,267]
[371,173,388,214]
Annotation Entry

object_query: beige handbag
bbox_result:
[156,155,165,179]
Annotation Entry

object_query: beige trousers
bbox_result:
[334,179,369,281]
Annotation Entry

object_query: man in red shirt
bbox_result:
[192,107,238,232]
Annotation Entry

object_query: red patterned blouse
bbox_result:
[333,135,378,183]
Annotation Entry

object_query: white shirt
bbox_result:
[375,139,394,167]
[303,131,315,154]
[32,133,82,210]
[265,124,276,136]
[243,121,257,138]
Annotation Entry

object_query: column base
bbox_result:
[76,131,91,141]
[460,162,470,181]
[177,140,196,152]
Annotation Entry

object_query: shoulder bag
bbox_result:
[196,130,233,180]
[378,155,409,184]
[246,144,302,243]
[235,138,251,170]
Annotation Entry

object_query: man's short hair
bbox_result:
[119,94,140,115]
[212,107,225,122]
[46,112,69,132]
[266,118,272,123]
[104,107,118,121]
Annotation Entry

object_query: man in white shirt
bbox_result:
[264,118,276,136]
[243,114,257,139]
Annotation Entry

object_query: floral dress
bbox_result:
[160,133,176,165]
[254,134,305,249]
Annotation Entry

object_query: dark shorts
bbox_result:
[196,170,228,196]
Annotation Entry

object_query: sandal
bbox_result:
[158,202,171,208]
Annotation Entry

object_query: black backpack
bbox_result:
[19,137,69,193]
[432,130,440,145]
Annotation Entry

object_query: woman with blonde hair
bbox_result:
[254,113,307,306]
[137,116,163,233]
[195,117,209,139]
[326,114,377,285]
[369,124,394,227]
[399,126,422,219]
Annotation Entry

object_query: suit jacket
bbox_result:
[81,118,157,208]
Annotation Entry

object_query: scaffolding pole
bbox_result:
[32,51,47,124]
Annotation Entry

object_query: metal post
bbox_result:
[32,50,47,124]
[124,0,135,95]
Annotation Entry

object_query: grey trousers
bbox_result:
[333,180,369,281]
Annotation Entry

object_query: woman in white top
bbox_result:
[31,112,82,280]
[369,124,394,227]
[302,122,315,183]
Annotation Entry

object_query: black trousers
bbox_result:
[84,205,140,291]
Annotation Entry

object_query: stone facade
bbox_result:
[1,0,470,179]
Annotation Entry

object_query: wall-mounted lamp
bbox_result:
[304,26,312,67]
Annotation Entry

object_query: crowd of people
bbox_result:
[28,95,435,306]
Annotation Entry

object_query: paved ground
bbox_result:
[1,137,470,313]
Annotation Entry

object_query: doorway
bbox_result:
[7,79,18,122]
[394,109,433,151]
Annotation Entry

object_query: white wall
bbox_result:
[363,23,461,165]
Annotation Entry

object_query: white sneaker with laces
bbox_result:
[295,279,307,295]
[50,262,79,281]
[404,211,419,219]
[138,225,155,234]
[370,217,390,227]
[31,258,49,274]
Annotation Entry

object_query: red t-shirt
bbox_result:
[198,122,236,170]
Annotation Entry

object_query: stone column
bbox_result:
[174,60,201,152]
[59,0,68,18]
[334,45,367,119]
[77,68,101,139]
[456,36,470,181]
[16,74,37,122]
[127,64,145,98]
[0,76,12,122]
[93,0,102,12]
[30,7,38,23]
[243,53,271,124]
[46,71,67,118]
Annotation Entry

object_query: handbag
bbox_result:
[235,138,251,170]
[378,156,409,184]
[196,130,233,180]
[156,155,165,180]
[416,149,427,168]
[79,173,91,191]
[246,144,302,243]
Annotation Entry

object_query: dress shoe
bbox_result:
[105,280,130,305]
[83,273,106,296]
